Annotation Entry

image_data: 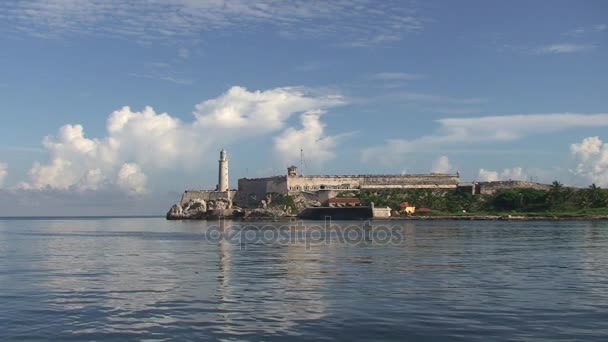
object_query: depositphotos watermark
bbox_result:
[202,218,412,249]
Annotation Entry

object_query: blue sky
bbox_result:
[0,0,607,215]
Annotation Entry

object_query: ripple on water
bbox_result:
[1,219,608,341]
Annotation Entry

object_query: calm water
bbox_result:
[1,218,608,341]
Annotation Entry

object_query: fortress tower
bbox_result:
[217,149,229,192]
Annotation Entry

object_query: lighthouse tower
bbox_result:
[217,149,229,192]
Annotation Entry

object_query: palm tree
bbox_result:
[587,183,603,208]
[551,181,563,191]
[547,181,565,209]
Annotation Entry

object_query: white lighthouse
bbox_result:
[217,149,229,192]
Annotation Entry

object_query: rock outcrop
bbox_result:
[166,198,237,220]
[166,198,288,220]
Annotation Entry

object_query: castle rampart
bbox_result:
[477,181,553,195]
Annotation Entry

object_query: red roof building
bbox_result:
[327,198,361,207]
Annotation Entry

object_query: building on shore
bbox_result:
[177,150,461,209]
[234,165,460,208]
[176,149,556,210]
[179,149,235,207]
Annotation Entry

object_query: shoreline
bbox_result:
[381,215,608,221]
[167,214,608,222]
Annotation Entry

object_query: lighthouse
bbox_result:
[217,149,229,192]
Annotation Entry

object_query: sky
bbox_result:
[0,0,607,215]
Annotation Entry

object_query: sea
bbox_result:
[1,217,608,341]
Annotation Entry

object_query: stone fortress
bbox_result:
[234,166,461,208]
[167,149,553,219]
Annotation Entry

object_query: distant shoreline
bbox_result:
[3,215,605,222]
[381,215,608,221]
[0,215,163,220]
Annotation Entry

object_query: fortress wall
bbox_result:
[235,177,288,207]
[180,190,234,205]
[285,174,459,191]
[362,174,460,187]
[286,176,363,191]
[478,181,553,195]
[232,173,460,207]
[361,184,459,189]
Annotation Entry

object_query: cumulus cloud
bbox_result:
[571,136,608,186]
[20,86,345,193]
[431,156,453,173]
[116,163,147,194]
[194,86,343,132]
[0,162,7,188]
[478,167,526,182]
[363,112,608,164]
[273,110,346,166]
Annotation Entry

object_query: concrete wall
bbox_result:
[372,207,392,218]
[180,190,234,205]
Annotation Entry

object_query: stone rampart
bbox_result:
[477,181,553,195]
[235,176,288,207]
[232,173,460,208]
[362,174,459,187]
[287,176,362,192]
[285,173,460,192]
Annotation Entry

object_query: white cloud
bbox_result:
[177,47,190,59]
[273,110,344,166]
[478,167,526,182]
[595,24,608,32]
[372,72,424,81]
[1,1,423,46]
[0,162,7,188]
[363,113,608,165]
[478,169,499,182]
[390,91,486,105]
[194,86,344,132]
[116,163,147,194]
[78,168,106,191]
[20,86,345,193]
[431,156,452,173]
[536,43,596,54]
[565,24,607,36]
[571,136,608,186]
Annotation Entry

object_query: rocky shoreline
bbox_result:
[166,199,290,220]
[167,196,608,222]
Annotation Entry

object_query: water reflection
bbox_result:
[213,219,328,336]
[1,218,608,341]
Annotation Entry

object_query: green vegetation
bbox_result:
[359,183,608,217]
[267,193,298,213]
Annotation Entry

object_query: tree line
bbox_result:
[359,182,608,214]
